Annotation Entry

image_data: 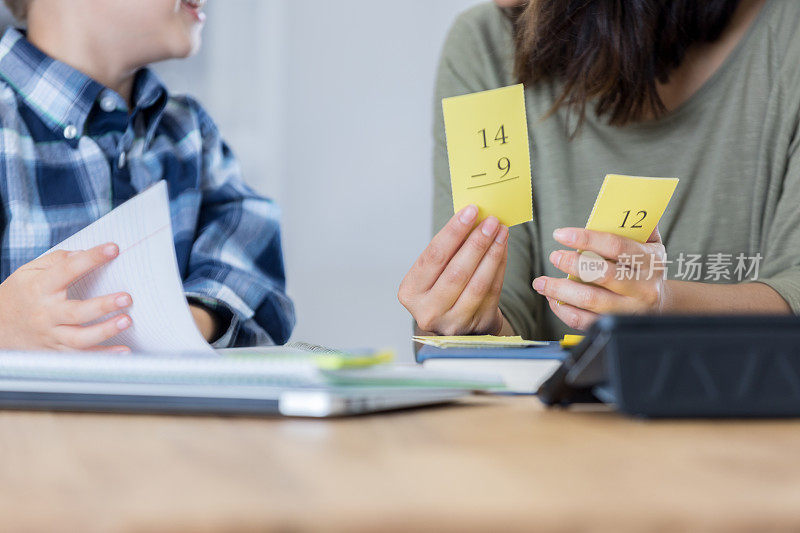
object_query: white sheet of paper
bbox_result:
[47,181,213,353]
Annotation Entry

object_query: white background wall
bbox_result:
[156,0,484,360]
[0,1,485,359]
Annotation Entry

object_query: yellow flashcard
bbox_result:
[442,84,533,227]
[565,175,679,285]
[585,174,679,242]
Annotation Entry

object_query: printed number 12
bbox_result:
[620,210,647,229]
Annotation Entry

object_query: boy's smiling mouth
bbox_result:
[180,0,207,22]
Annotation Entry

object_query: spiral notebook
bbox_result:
[0,349,504,417]
[45,181,213,353]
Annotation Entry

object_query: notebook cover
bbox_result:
[416,343,567,363]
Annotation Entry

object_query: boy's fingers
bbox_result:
[85,345,131,353]
[429,217,502,309]
[43,243,119,292]
[53,314,131,350]
[57,293,132,326]
[402,206,478,293]
[23,249,70,271]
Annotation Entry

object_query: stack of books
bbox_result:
[414,336,568,394]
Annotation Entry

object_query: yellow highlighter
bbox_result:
[559,335,584,348]
[225,348,394,371]
[313,350,395,371]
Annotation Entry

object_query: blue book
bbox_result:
[416,343,567,394]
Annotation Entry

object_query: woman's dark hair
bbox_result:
[511,0,742,128]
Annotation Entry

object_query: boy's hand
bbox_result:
[189,304,218,342]
[398,205,512,336]
[0,243,133,351]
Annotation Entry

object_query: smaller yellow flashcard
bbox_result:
[442,84,533,227]
[565,175,678,285]
[585,174,679,243]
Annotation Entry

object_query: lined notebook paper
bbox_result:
[0,350,505,390]
[47,181,213,353]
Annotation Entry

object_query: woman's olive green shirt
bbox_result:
[432,1,800,340]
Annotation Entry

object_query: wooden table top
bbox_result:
[1,395,799,532]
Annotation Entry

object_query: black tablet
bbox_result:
[538,315,800,418]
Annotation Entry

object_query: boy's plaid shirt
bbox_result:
[0,28,295,347]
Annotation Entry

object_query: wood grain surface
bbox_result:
[1,396,799,532]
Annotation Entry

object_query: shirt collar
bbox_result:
[131,68,168,112]
[129,68,169,145]
[0,27,168,143]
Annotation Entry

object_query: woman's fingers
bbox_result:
[487,229,509,306]
[428,216,503,309]
[53,314,132,350]
[647,226,663,244]
[400,206,479,295]
[546,297,599,331]
[470,234,509,327]
[56,292,132,326]
[43,243,120,292]
[451,225,508,312]
[533,275,627,315]
[398,207,511,336]
[549,250,633,295]
[542,226,669,325]
[549,249,666,297]
[553,228,650,262]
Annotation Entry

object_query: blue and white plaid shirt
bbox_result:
[0,28,295,347]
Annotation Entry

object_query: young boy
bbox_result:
[0,0,295,350]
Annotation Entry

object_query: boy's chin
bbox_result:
[168,33,203,59]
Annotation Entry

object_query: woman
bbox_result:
[399,0,800,340]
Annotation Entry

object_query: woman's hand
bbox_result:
[0,243,133,351]
[398,205,512,336]
[532,227,670,331]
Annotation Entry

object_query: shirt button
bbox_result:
[117,151,127,169]
[63,124,78,139]
[100,95,116,112]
